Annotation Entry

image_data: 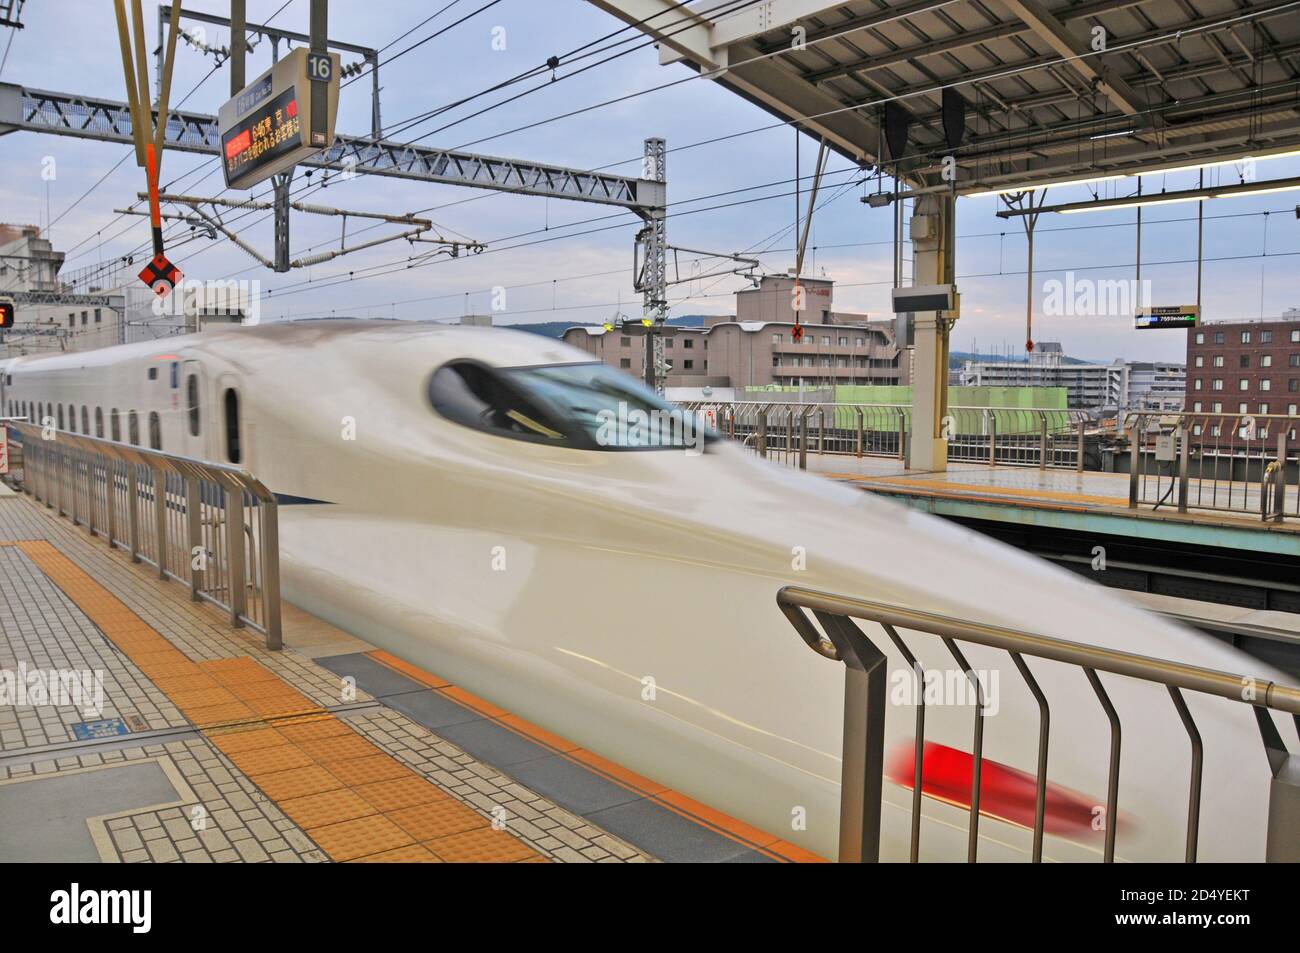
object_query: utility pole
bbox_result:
[639,137,668,395]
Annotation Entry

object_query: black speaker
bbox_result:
[942,88,966,149]
[884,102,912,161]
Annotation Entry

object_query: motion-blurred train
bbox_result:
[1,320,1290,861]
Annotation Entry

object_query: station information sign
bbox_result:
[1135,305,1200,330]
[217,47,340,191]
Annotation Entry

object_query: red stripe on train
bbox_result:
[887,741,1100,836]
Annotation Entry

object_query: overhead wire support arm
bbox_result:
[0,84,658,211]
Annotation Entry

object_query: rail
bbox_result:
[678,401,1088,471]
[1125,411,1298,523]
[4,420,282,649]
[776,584,1300,863]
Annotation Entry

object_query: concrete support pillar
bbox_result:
[909,191,956,472]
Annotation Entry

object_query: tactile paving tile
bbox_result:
[293,732,384,764]
[274,717,353,744]
[352,776,444,813]
[307,815,414,863]
[349,845,442,863]
[254,764,346,802]
[226,743,316,776]
[387,798,489,842]
[278,788,378,829]
[325,754,416,786]
[425,827,541,863]
[208,725,288,754]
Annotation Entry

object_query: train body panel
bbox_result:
[2,320,1286,861]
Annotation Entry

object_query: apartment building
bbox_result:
[1185,315,1300,447]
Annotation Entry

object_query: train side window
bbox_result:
[110,409,121,442]
[129,411,139,446]
[147,367,158,381]
[148,412,162,451]
[95,407,104,438]
[187,374,200,436]
[223,388,241,464]
[81,406,89,434]
[57,405,65,431]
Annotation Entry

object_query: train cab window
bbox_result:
[110,409,121,442]
[95,407,104,438]
[223,389,242,464]
[187,374,200,436]
[428,360,712,450]
[129,411,140,446]
[148,412,162,451]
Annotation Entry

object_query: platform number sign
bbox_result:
[0,298,14,329]
[306,52,333,83]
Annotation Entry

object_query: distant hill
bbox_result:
[509,315,709,339]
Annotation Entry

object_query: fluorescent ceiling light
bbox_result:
[1210,182,1300,198]
[1059,195,1209,214]
[967,174,1125,197]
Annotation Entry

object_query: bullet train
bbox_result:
[1,320,1292,861]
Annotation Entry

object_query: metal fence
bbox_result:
[5,421,282,649]
[679,401,1088,471]
[1125,411,1298,523]
[777,585,1300,863]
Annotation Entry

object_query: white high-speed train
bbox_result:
[1,320,1290,861]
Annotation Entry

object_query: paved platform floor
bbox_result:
[1,488,818,863]
[0,494,651,863]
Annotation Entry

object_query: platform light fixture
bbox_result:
[968,147,1300,199]
[996,175,1300,217]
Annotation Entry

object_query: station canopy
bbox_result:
[590,0,1300,192]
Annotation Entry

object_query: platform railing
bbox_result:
[1125,411,1298,523]
[777,584,1300,863]
[4,421,282,649]
[677,402,1087,471]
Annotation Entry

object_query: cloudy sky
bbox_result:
[2,0,1298,362]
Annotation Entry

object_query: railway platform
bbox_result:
[808,456,1300,558]
[0,481,816,864]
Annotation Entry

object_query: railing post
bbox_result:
[154,467,168,580]
[757,414,767,458]
[1273,431,1287,523]
[186,475,202,601]
[1128,416,1142,509]
[988,412,997,467]
[86,457,96,538]
[798,412,808,471]
[855,408,864,458]
[261,496,283,651]
[1076,416,1085,474]
[106,461,116,550]
[1038,412,1048,470]
[1178,427,1190,513]
[1266,754,1300,862]
[896,409,906,462]
[128,464,140,563]
[227,485,247,629]
[813,611,887,863]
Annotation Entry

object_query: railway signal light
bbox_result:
[0,297,14,329]
[139,253,182,298]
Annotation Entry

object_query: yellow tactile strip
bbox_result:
[16,540,543,864]
[368,649,828,863]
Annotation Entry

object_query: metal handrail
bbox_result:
[4,421,282,649]
[776,584,1300,863]
[1123,410,1297,522]
[679,401,1089,471]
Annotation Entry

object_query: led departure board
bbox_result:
[1135,305,1200,330]
[217,47,339,191]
